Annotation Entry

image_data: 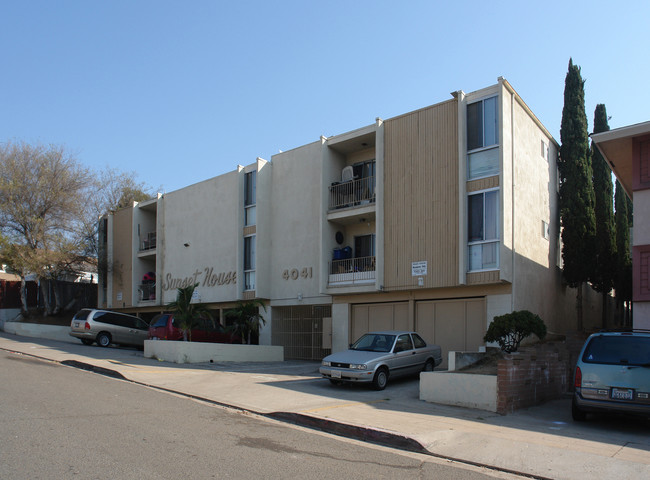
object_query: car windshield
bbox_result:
[351,334,395,352]
[583,335,650,366]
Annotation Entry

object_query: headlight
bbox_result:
[349,364,367,370]
[322,361,331,367]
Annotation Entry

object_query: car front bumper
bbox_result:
[319,366,376,383]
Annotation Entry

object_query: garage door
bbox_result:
[415,298,486,369]
[350,302,409,343]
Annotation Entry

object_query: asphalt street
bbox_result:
[0,351,519,479]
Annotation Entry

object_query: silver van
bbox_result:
[69,309,149,348]
[572,330,650,421]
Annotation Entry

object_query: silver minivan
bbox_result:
[69,309,149,348]
[573,330,650,421]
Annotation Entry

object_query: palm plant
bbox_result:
[166,283,213,341]
[225,300,266,345]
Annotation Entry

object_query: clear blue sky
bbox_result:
[2,1,648,193]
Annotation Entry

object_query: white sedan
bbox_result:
[320,331,442,390]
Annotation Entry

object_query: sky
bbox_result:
[1,1,648,194]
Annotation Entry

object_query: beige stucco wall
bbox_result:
[503,83,604,333]
[159,172,240,305]
[111,207,134,308]
[269,142,329,305]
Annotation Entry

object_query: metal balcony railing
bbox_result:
[328,176,375,210]
[140,232,157,251]
[328,256,376,285]
[138,283,156,301]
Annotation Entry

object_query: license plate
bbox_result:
[331,370,341,379]
[74,322,79,328]
[611,388,634,400]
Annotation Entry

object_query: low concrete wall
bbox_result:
[420,371,497,412]
[144,340,284,364]
[448,350,488,371]
[2,322,73,343]
[0,308,21,328]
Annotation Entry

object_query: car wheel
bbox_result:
[571,398,587,422]
[423,359,435,372]
[80,339,93,346]
[96,332,112,348]
[329,379,342,386]
[372,367,388,390]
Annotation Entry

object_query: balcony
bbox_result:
[329,176,375,211]
[140,232,157,251]
[138,282,156,302]
[328,256,375,286]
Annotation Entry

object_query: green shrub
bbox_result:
[483,310,547,353]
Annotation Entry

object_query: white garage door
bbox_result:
[350,302,409,343]
[415,298,486,368]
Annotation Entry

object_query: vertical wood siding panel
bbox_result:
[384,100,458,290]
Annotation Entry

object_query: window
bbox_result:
[542,220,550,240]
[412,333,426,349]
[467,96,499,179]
[244,171,256,226]
[394,334,414,352]
[541,140,549,162]
[354,234,375,258]
[468,190,499,271]
[244,235,256,291]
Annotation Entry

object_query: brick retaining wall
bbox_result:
[496,335,586,414]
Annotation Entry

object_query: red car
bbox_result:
[148,314,240,343]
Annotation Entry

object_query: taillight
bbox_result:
[84,322,91,330]
[574,366,582,388]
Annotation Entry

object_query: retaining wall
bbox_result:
[144,340,284,363]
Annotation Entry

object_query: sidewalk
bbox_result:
[2,332,649,480]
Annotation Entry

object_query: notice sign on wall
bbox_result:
[411,261,427,276]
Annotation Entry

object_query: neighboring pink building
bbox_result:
[592,121,650,329]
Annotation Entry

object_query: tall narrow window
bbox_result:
[468,190,499,271]
[244,171,256,226]
[244,235,256,291]
[467,96,499,179]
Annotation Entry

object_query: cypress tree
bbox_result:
[614,180,632,325]
[591,104,616,328]
[558,59,596,331]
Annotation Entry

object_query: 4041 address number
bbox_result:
[282,267,313,280]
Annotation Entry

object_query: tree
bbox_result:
[591,104,616,328]
[166,283,213,341]
[484,310,547,353]
[614,180,632,325]
[80,167,153,283]
[0,141,91,315]
[225,300,266,345]
[558,59,596,331]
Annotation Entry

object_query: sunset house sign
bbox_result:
[161,267,237,291]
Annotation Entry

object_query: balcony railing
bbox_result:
[140,232,157,251]
[329,176,375,210]
[328,256,375,286]
[138,283,156,301]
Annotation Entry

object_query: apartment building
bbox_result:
[98,78,604,363]
[593,121,650,329]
